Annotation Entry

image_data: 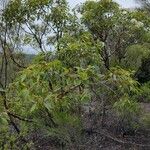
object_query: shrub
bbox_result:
[113,96,141,134]
[135,82,150,103]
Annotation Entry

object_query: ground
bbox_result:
[29,102,150,150]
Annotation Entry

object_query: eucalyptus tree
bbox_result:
[80,0,150,70]
[3,0,78,53]
[0,0,98,148]
[0,0,80,148]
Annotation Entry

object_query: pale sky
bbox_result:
[68,0,140,8]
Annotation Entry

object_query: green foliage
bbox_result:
[6,58,96,144]
[81,0,119,33]
[105,67,139,94]
[135,82,150,102]
[47,112,82,145]
[80,0,149,67]
[58,32,102,68]
[122,44,150,70]
[114,96,141,130]
[0,0,150,148]
[114,96,140,116]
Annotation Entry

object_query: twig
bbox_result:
[7,111,33,123]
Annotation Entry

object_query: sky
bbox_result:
[68,0,140,8]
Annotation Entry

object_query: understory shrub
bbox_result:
[113,96,141,134]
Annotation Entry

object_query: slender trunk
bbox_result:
[99,45,110,70]
[103,47,110,70]
[104,56,110,70]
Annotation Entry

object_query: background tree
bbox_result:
[80,0,149,70]
[136,0,150,13]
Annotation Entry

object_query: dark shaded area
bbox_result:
[136,57,150,83]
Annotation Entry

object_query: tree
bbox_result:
[80,0,149,69]
[136,0,150,13]
[3,0,78,53]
